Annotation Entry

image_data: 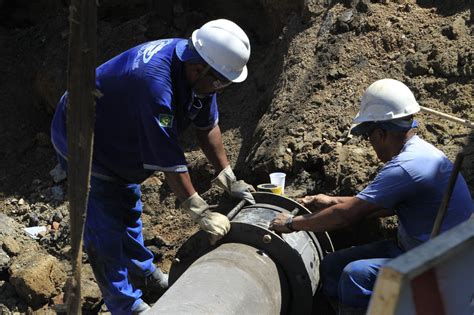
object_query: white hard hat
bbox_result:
[353,79,420,123]
[192,19,251,83]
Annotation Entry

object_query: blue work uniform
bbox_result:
[321,135,473,308]
[51,39,218,314]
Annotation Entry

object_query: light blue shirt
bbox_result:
[357,135,473,249]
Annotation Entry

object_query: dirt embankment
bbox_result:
[0,0,472,313]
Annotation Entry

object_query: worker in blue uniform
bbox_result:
[270,79,473,315]
[51,19,255,314]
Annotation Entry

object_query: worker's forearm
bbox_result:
[331,196,354,204]
[196,126,229,172]
[292,203,356,232]
[164,172,196,202]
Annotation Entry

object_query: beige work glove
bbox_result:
[213,166,256,204]
[181,192,230,245]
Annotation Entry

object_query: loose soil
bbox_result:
[0,0,472,313]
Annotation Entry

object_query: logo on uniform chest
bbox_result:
[132,39,172,70]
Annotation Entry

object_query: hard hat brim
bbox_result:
[350,119,417,136]
[352,113,366,124]
[230,66,247,83]
[350,122,373,136]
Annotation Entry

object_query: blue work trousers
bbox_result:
[83,176,156,314]
[320,240,404,308]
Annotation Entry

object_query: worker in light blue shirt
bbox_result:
[356,134,472,250]
[51,19,255,314]
[270,79,473,315]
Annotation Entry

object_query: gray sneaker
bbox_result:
[132,301,151,314]
[145,268,169,290]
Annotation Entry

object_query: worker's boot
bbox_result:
[132,301,151,314]
[145,268,169,290]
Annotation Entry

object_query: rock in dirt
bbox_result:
[356,0,370,13]
[0,248,10,277]
[334,9,354,34]
[1,237,20,257]
[429,49,462,77]
[9,252,66,308]
[0,303,11,314]
[27,213,39,227]
[405,52,429,76]
[0,214,16,237]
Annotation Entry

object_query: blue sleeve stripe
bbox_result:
[143,163,188,172]
[51,140,67,160]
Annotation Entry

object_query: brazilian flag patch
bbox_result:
[158,114,174,128]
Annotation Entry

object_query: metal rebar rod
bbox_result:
[226,199,248,220]
[430,153,465,238]
[420,106,474,129]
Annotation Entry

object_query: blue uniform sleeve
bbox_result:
[51,92,69,159]
[357,163,415,210]
[192,94,219,130]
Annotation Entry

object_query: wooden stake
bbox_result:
[66,1,97,314]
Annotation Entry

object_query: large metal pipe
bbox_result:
[149,193,334,314]
[151,243,287,314]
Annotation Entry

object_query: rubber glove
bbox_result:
[213,166,256,204]
[181,192,230,244]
